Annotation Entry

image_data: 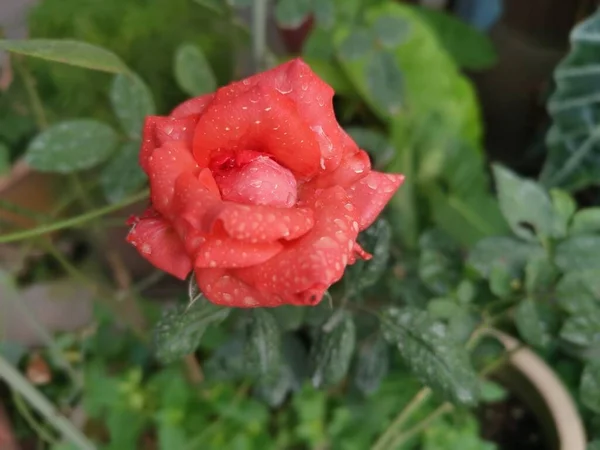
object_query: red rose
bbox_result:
[127,59,403,307]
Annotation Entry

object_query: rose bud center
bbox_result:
[214,153,298,208]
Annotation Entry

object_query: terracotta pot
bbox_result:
[487,330,586,450]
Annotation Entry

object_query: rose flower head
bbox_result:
[127,59,404,307]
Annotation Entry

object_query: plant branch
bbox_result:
[387,403,454,449]
[0,189,149,244]
[0,354,96,450]
[371,387,432,450]
[251,0,269,72]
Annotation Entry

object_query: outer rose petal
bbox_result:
[147,141,199,216]
[347,172,405,230]
[192,84,321,178]
[303,149,371,191]
[235,186,362,304]
[126,210,191,280]
[194,234,283,269]
[195,268,285,307]
[140,115,199,172]
[170,93,214,118]
[174,171,314,244]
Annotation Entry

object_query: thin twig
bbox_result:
[0,189,149,244]
[386,403,454,449]
[0,355,96,450]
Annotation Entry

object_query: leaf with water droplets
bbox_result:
[154,297,231,363]
[310,312,356,388]
[25,120,118,173]
[110,73,155,139]
[382,306,479,405]
[100,141,147,203]
[0,39,130,74]
[337,28,374,61]
[174,43,217,97]
[345,218,391,295]
[353,333,389,395]
[244,309,282,382]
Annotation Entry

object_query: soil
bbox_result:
[479,393,548,450]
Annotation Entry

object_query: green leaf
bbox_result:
[550,189,576,237]
[109,73,155,139]
[423,415,495,450]
[154,297,231,363]
[100,142,147,203]
[253,364,295,407]
[556,235,600,272]
[480,380,507,403]
[353,334,389,395]
[310,313,356,388]
[382,307,479,405]
[366,50,403,116]
[204,336,246,380]
[571,208,600,235]
[106,409,146,450]
[345,127,395,169]
[313,0,335,29]
[489,262,517,298]
[274,0,312,28]
[428,298,461,319]
[373,16,410,48]
[244,309,282,381]
[303,27,336,60]
[581,362,600,413]
[346,218,392,294]
[515,299,555,350]
[468,236,541,278]
[524,253,558,296]
[0,39,129,74]
[541,9,600,190]
[414,7,497,70]
[589,440,600,450]
[174,43,217,97]
[337,28,374,61]
[25,120,118,173]
[0,143,9,174]
[456,280,475,305]
[556,270,600,314]
[492,165,556,240]
[560,310,600,347]
[418,229,461,296]
[271,305,306,331]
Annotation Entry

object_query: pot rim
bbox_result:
[486,329,586,450]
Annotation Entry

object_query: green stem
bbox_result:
[14,57,48,130]
[12,392,58,445]
[386,403,454,449]
[251,0,269,72]
[0,355,96,450]
[370,387,431,450]
[0,189,148,244]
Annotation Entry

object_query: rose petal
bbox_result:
[194,233,283,269]
[347,172,404,230]
[174,169,314,244]
[147,141,199,216]
[195,268,285,307]
[215,156,297,207]
[192,84,321,178]
[235,186,361,299]
[170,93,215,118]
[262,59,357,171]
[140,115,199,172]
[303,149,371,191]
[127,210,191,280]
